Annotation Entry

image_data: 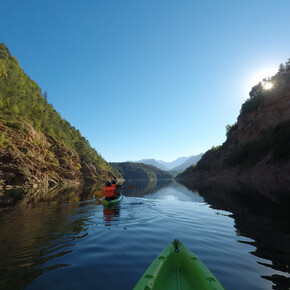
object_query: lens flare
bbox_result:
[248,68,277,90]
[263,82,273,90]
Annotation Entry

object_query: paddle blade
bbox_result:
[119,185,134,190]
[95,190,103,198]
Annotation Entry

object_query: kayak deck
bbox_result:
[134,239,224,290]
[101,194,123,206]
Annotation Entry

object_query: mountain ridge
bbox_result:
[137,154,203,171]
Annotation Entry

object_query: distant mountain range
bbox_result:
[137,154,203,172]
[169,154,204,172]
[110,162,172,180]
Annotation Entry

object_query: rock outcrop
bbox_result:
[0,120,114,189]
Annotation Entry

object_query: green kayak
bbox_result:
[101,194,123,207]
[134,239,225,290]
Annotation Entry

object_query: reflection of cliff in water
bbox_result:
[0,182,104,208]
[0,194,94,289]
[122,179,172,197]
[178,179,290,289]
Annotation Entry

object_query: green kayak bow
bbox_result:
[134,239,225,290]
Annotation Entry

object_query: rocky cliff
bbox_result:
[0,120,114,189]
[177,60,290,182]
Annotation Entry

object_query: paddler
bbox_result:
[111,180,117,188]
[103,181,118,201]
[111,180,121,197]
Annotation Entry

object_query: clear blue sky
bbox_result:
[1,0,290,162]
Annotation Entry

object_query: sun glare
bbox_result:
[248,68,277,90]
[263,82,273,90]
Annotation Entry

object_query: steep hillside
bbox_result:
[110,162,173,180]
[0,43,114,188]
[177,59,290,182]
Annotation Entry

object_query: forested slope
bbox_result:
[110,162,173,180]
[0,43,114,188]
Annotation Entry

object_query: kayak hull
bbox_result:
[101,194,123,206]
[134,239,224,290]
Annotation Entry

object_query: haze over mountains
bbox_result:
[137,154,203,172]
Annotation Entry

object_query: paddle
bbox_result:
[95,185,134,198]
[121,185,134,190]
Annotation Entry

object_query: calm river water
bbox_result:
[0,180,289,289]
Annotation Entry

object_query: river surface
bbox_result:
[0,180,289,289]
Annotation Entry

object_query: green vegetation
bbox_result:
[0,132,6,147]
[195,146,222,171]
[0,130,12,149]
[241,83,265,114]
[110,162,173,180]
[5,119,26,132]
[225,123,237,138]
[0,43,110,171]
[241,59,290,115]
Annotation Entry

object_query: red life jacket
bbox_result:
[104,186,116,197]
[111,184,117,187]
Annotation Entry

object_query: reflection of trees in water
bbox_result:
[178,179,290,289]
[0,182,104,207]
[0,195,92,289]
[0,179,174,206]
[0,182,106,288]
[122,179,172,197]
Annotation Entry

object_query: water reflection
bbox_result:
[1,179,290,289]
[122,179,172,197]
[103,206,120,227]
[0,196,95,289]
[0,183,104,208]
[177,179,290,289]
[123,179,204,203]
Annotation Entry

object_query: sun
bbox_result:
[248,68,277,90]
[263,82,273,90]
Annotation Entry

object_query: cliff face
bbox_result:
[177,61,290,182]
[0,120,114,189]
[236,91,290,146]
